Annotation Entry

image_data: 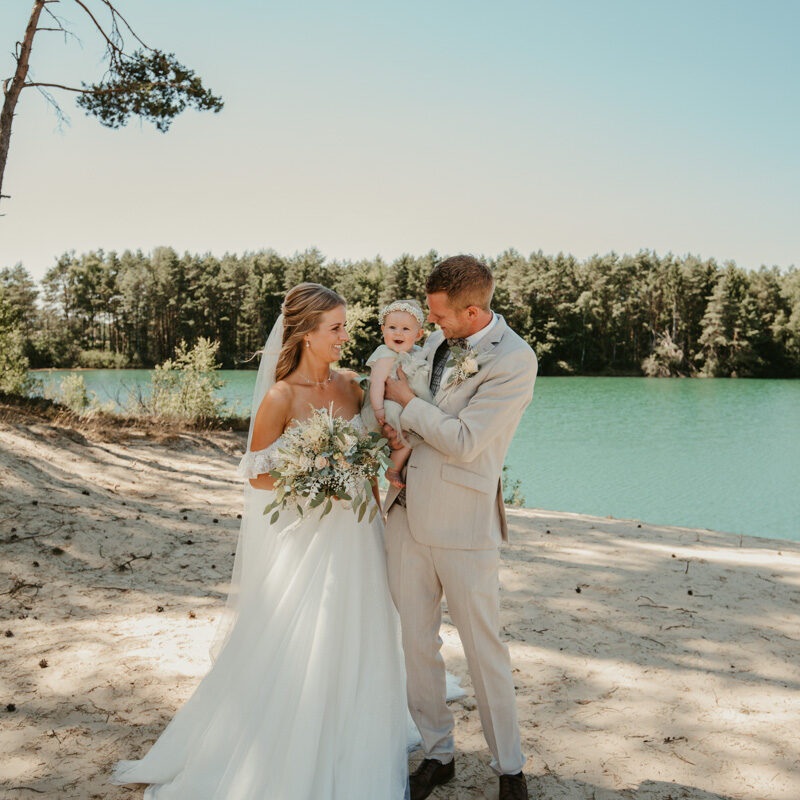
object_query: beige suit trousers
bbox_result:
[385,505,525,776]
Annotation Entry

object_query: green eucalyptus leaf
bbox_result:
[310,493,324,508]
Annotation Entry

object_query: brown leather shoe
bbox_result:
[499,771,528,800]
[409,758,455,800]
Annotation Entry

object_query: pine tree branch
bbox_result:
[23,80,182,95]
[96,0,150,50]
[70,0,119,53]
[21,81,99,93]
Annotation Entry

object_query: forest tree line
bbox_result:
[1,247,799,380]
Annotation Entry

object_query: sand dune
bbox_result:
[1,407,798,799]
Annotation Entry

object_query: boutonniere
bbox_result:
[442,345,492,391]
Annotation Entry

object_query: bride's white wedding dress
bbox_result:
[111,416,461,799]
[111,418,407,798]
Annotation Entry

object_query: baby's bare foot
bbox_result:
[385,468,405,489]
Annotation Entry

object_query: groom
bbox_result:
[383,255,537,800]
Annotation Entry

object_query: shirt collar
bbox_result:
[465,311,497,348]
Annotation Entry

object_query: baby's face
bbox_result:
[382,310,423,353]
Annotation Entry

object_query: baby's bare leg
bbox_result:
[386,445,411,489]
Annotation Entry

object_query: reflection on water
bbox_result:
[30,370,800,542]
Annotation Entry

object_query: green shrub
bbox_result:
[144,338,226,423]
[642,332,690,377]
[56,373,90,413]
[502,464,526,507]
[0,293,36,395]
[0,327,35,395]
[25,319,81,368]
[76,349,130,369]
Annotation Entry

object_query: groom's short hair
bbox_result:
[426,255,495,310]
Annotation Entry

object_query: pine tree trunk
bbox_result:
[0,1,45,203]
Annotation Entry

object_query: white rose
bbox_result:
[462,356,478,374]
[314,455,329,470]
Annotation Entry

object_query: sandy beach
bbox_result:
[1,403,799,800]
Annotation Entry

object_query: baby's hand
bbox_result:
[373,406,386,426]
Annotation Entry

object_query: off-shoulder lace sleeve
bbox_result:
[236,439,283,480]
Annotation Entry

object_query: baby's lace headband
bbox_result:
[379,300,425,328]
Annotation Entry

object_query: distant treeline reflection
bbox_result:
[3,247,799,377]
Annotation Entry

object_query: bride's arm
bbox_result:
[247,384,292,491]
[339,371,382,509]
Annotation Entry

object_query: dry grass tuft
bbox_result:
[0,392,249,445]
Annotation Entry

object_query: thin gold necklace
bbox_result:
[298,367,334,387]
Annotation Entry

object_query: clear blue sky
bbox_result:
[1,0,797,281]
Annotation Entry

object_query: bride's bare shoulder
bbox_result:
[251,382,293,450]
[335,367,362,384]
[335,368,363,398]
[259,379,294,411]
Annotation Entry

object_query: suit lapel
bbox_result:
[432,314,508,404]
[474,314,507,355]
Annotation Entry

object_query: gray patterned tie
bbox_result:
[429,337,468,395]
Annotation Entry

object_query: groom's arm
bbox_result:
[392,348,537,463]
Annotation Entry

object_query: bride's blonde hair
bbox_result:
[274,283,346,382]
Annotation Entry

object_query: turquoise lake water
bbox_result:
[32,370,800,542]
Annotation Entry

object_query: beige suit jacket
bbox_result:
[384,314,537,550]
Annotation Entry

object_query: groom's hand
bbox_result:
[385,366,415,407]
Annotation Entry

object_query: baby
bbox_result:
[361,299,433,488]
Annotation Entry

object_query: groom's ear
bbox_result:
[465,305,482,321]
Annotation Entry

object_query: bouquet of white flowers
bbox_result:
[263,404,391,525]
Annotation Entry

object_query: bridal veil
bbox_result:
[209,312,285,662]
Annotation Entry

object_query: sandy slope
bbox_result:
[1,411,798,800]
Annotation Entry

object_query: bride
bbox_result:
[110,283,411,799]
